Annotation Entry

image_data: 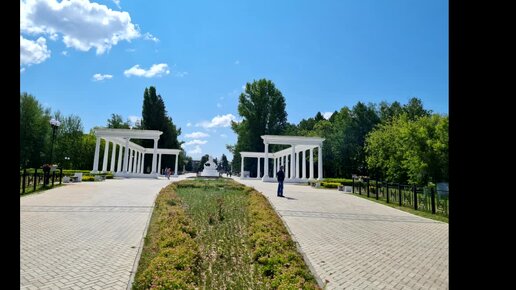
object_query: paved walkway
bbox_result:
[20,175,189,290]
[234,178,449,290]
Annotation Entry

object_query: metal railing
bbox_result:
[20,168,63,195]
[351,178,448,217]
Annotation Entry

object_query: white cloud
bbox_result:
[112,0,121,9]
[185,132,209,139]
[21,0,140,55]
[234,60,240,65]
[216,103,222,108]
[21,68,26,73]
[242,84,246,90]
[182,139,208,147]
[125,48,136,53]
[92,73,113,81]
[196,114,236,129]
[143,32,159,42]
[186,122,192,127]
[220,134,227,138]
[322,112,334,120]
[124,63,170,78]
[61,50,68,56]
[128,115,141,126]
[20,35,51,66]
[187,145,202,155]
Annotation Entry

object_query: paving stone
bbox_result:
[21,176,189,289]
[234,178,449,290]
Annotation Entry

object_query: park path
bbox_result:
[233,178,449,290]
[20,175,191,290]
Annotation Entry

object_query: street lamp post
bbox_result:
[49,118,61,165]
[64,156,70,169]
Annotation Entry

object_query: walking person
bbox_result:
[276,166,285,197]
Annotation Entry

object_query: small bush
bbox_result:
[323,178,353,186]
[82,176,95,182]
[321,182,340,188]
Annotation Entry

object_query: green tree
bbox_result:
[140,86,182,172]
[231,79,288,177]
[20,93,51,168]
[365,114,448,184]
[107,114,130,129]
[53,113,84,169]
[220,154,229,172]
[403,97,431,120]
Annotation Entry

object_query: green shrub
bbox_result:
[248,190,320,289]
[321,182,340,188]
[323,178,354,186]
[133,184,199,290]
[82,176,95,182]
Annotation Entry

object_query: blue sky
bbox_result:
[20,0,448,161]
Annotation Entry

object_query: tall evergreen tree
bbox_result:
[140,86,182,172]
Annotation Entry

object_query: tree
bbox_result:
[140,86,182,172]
[365,114,448,184]
[403,97,431,121]
[53,113,84,169]
[20,93,51,168]
[220,154,229,172]
[231,79,288,177]
[107,114,130,129]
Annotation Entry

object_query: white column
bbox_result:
[291,145,296,179]
[109,142,116,172]
[102,139,109,172]
[158,154,162,175]
[151,138,158,174]
[285,155,289,179]
[123,138,129,173]
[257,157,261,179]
[241,156,245,178]
[174,154,179,176]
[295,151,299,179]
[92,137,101,173]
[134,150,140,173]
[273,158,277,178]
[140,153,145,173]
[318,144,323,180]
[302,150,306,179]
[309,148,314,180]
[117,145,123,173]
[263,142,269,178]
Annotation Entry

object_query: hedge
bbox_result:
[323,178,354,186]
[248,190,320,289]
[132,184,199,290]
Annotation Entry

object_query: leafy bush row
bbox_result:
[321,182,340,188]
[133,184,199,290]
[323,178,354,186]
[248,191,320,289]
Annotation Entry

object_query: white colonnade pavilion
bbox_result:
[240,135,325,183]
[92,128,181,178]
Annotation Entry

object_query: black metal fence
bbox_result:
[20,168,63,195]
[351,177,448,217]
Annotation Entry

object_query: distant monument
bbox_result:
[200,155,219,177]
